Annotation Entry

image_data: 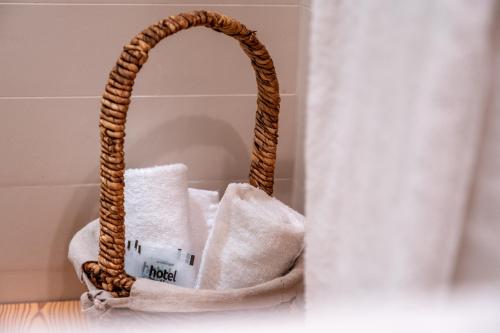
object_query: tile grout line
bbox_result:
[0,267,82,274]
[0,93,296,100]
[0,3,299,7]
[0,178,293,189]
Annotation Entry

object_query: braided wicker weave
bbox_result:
[82,11,280,297]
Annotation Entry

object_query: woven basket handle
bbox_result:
[83,11,280,296]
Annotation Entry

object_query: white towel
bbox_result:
[125,164,191,250]
[124,164,219,274]
[196,183,305,290]
[187,188,219,271]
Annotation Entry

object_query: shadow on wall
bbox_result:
[48,114,249,300]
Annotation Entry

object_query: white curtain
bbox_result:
[305,0,500,309]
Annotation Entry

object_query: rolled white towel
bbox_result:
[196,183,305,290]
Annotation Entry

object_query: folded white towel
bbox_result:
[196,183,305,290]
[124,165,219,275]
[124,164,191,250]
[187,188,219,272]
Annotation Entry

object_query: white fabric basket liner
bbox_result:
[69,220,304,315]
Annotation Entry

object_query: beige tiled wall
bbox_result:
[0,1,307,302]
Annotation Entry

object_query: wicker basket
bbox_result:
[79,10,300,306]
